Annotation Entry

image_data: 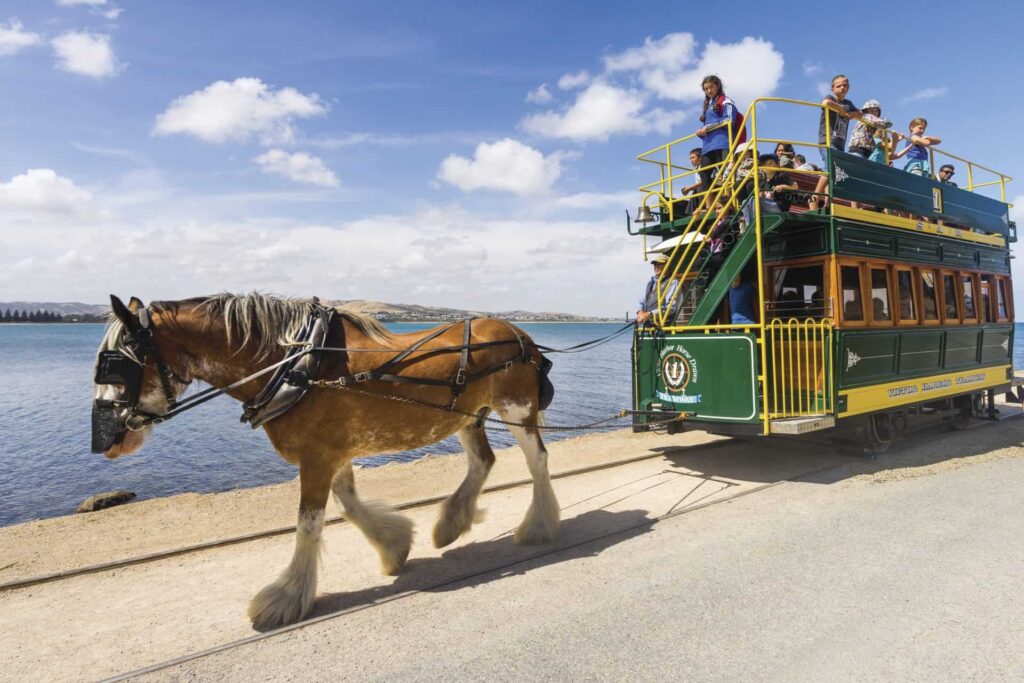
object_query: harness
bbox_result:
[92,301,551,451]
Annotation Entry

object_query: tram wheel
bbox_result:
[948,396,976,431]
[863,413,895,456]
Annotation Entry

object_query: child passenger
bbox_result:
[810,74,862,210]
[891,117,942,175]
[847,99,892,159]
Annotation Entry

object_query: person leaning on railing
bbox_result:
[809,74,863,211]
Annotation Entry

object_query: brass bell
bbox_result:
[635,205,655,224]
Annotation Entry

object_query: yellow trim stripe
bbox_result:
[832,205,1006,247]
[839,365,1010,416]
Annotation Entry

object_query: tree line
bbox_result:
[1,309,66,323]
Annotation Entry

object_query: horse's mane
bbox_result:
[162,292,395,359]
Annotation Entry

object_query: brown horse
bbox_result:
[93,292,559,628]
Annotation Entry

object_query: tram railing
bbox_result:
[765,318,834,419]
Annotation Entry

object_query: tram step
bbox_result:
[769,415,836,435]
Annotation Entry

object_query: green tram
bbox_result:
[630,98,1016,452]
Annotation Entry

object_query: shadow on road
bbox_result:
[308,507,654,622]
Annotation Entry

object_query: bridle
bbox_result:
[91,308,191,453]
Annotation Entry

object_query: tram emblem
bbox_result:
[660,353,691,392]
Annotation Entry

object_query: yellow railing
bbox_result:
[766,318,834,418]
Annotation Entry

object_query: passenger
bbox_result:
[777,290,805,319]
[817,74,863,163]
[740,154,799,230]
[848,99,892,159]
[810,74,862,211]
[695,75,739,206]
[774,143,796,168]
[872,296,890,321]
[793,154,813,171]
[679,147,705,215]
[636,254,680,325]
[809,289,826,317]
[729,276,757,324]
[890,117,942,176]
[938,163,958,187]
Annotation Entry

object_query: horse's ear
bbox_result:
[110,295,140,331]
[127,297,144,312]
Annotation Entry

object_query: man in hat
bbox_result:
[636,253,680,325]
[848,99,892,159]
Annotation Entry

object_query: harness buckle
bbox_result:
[455,369,466,385]
[354,371,373,382]
[504,360,514,371]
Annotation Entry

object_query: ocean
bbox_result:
[0,322,633,526]
[2,322,1022,528]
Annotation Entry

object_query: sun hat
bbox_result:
[861,98,882,112]
[650,253,670,264]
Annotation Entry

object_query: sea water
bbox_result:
[0,322,634,526]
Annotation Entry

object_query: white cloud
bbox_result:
[526,83,552,104]
[557,70,590,90]
[552,191,636,209]
[521,81,685,142]
[603,33,697,73]
[0,168,98,218]
[802,60,822,77]
[621,35,785,106]
[900,86,949,105]
[153,78,327,145]
[51,31,119,77]
[0,19,42,57]
[815,81,831,97]
[437,138,566,195]
[254,149,340,187]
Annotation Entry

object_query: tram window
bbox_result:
[943,273,960,321]
[841,265,863,321]
[869,268,891,322]
[921,270,939,321]
[997,278,1010,320]
[980,276,994,322]
[772,265,824,318]
[962,275,977,320]
[896,269,916,322]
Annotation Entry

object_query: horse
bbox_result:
[92,292,560,629]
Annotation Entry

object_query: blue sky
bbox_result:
[2,0,1022,316]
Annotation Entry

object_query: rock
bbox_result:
[76,491,137,513]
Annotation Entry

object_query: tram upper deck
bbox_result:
[629,97,1016,438]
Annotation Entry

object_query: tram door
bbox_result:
[634,333,760,424]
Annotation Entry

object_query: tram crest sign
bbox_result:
[657,345,701,404]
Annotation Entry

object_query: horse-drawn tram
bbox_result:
[630,97,1016,453]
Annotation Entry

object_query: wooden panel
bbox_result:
[895,234,943,263]
[977,248,1011,273]
[980,326,1013,364]
[764,226,828,261]
[829,150,1011,235]
[836,225,896,259]
[899,330,943,373]
[944,328,981,368]
[941,244,979,269]
[841,332,898,387]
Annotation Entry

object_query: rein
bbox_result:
[98,306,639,432]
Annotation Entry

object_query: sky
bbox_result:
[1,0,1023,317]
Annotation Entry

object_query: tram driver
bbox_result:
[636,253,680,326]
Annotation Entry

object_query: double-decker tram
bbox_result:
[630,97,1017,453]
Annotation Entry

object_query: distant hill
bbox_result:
[0,300,615,323]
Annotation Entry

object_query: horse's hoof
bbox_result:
[248,580,312,630]
[432,502,483,548]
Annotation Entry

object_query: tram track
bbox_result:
[104,457,846,682]
[0,439,736,595]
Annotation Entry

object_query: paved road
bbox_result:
[153,424,1024,681]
